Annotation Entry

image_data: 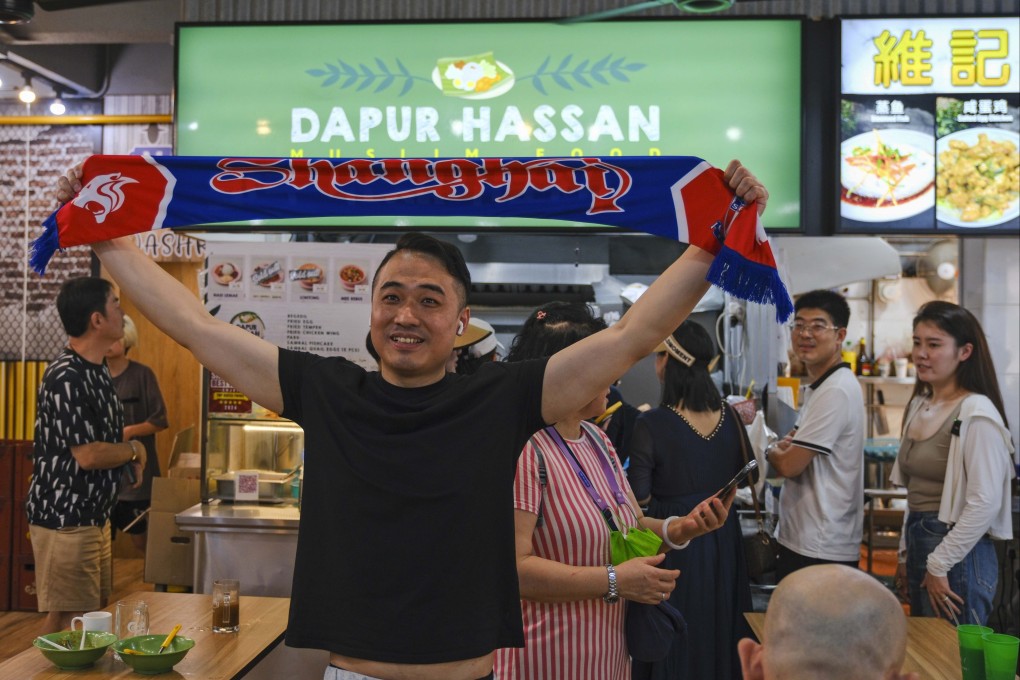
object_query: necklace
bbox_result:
[667,403,725,441]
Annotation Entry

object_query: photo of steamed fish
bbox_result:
[840,129,936,222]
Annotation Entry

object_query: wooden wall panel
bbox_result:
[105,261,203,477]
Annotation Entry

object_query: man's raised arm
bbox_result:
[57,167,283,413]
[541,161,768,425]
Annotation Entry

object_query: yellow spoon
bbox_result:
[158,624,182,654]
[120,648,144,655]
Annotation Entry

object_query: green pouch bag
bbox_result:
[610,526,663,566]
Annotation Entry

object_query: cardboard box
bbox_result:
[167,453,201,480]
[144,512,195,587]
[144,478,200,587]
[150,477,200,512]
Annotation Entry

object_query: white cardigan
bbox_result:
[891,393,1015,577]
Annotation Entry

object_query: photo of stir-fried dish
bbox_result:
[936,128,1020,227]
[840,129,936,222]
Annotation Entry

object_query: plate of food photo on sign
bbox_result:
[936,127,1020,228]
[290,262,326,291]
[252,261,284,288]
[338,262,368,292]
[212,261,241,286]
[841,128,936,223]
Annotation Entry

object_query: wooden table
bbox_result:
[0,591,290,679]
[745,612,962,680]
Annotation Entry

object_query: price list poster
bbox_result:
[840,17,1019,233]
[202,240,391,414]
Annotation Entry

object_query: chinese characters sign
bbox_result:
[840,18,1019,233]
[844,19,1017,95]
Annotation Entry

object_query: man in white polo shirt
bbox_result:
[768,289,865,580]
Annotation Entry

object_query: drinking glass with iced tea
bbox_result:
[212,579,240,633]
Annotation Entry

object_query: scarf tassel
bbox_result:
[29,216,61,276]
[707,244,794,323]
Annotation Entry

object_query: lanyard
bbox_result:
[545,424,629,532]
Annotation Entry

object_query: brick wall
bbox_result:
[0,100,101,360]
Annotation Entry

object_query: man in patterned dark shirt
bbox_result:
[27,277,146,633]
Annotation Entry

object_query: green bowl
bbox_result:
[34,630,118,670]
[112,634,195,675]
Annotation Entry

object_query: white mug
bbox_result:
[71,610,113,634]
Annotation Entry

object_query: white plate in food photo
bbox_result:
[212,261,241,286]
[840,128,936,223]
[936,127,1020,228]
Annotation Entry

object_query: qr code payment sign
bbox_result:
[237,473,259,494]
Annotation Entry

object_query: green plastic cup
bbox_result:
[956,624,992,680]
[982,632,1020,680]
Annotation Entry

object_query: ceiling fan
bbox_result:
[563,0,736,23]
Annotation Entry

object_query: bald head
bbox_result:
[763,565,908,680]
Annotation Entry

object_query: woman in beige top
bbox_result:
[891,301,1014,625]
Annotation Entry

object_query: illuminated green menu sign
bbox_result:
[840,17,1019,233]
[176,20,801,230]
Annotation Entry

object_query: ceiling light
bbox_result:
[0,0,33,24]
[18,78,36,104]
[50,98,66,115]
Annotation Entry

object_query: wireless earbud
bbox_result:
[457,321,465,335]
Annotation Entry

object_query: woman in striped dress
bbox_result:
[493,302,734,680]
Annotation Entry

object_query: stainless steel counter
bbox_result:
[176,501,300,597]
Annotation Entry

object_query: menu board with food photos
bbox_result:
[840,17,1019,233]
[203,240,392,370]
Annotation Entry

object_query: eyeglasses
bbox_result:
[787,322,841,336]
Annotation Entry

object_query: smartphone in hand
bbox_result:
[713,459,757,499]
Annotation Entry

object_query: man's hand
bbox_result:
[56,163,84,204]
[723,160,769,215]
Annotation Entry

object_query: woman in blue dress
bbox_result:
[628,320,753,680]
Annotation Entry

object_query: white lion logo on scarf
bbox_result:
[72,173,138,224]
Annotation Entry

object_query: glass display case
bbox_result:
[199,369,304,503]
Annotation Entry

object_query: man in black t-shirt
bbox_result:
[27,277,146,633]
[56,160,768,680]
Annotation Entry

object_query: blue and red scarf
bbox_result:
[31,154,792,321]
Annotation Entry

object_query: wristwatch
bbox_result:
[603,564,619,604]
[128,440,140,462]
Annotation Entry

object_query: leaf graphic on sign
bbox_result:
[518,54,646,95]
[306,58,430,96]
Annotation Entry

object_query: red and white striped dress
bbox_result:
[494,423,640,680]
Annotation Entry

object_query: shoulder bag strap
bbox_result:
[724,401,766,529]
[534,448,547,527]
[545,426,622,532]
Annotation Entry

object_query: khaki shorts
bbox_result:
[29,524,112,613]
